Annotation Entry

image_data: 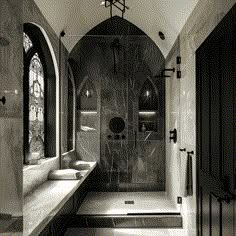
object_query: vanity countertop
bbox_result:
[23,161,96,236]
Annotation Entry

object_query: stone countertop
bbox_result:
[23,161,96,236]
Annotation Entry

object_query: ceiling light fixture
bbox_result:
[101,0,129,18]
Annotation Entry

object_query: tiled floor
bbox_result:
[77,192,179,215]
[64,228,191,236]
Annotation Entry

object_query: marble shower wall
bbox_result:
[165,0,235,234]
[70,17,165,192]
[0,0,23,218]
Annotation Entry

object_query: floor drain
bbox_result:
[125,200,134,204]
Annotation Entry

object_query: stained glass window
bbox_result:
[24,29,45,162]
[28,53,45,158]
[23,32,33,53]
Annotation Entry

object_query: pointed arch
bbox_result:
[139,77,159,111]
[23,23,58,163]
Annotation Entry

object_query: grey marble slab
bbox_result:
[23,162,96,236]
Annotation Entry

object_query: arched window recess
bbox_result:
[23,24,56,164]
[138,77,159,132]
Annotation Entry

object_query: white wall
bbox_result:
[166,1,235,235]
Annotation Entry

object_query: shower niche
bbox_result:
[77,79,98,132]
[138,79,161,137]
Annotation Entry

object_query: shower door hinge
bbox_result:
[177,196,182,204]
[177,71,181,79]
[176,56,181,64]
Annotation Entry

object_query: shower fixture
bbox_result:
[101,0,129,18]
[176,56,182,79]
[169,128,177,143]
[110,37,122,73]
[179,148,186,152]
[154,68,175,79]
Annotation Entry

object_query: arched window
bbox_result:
[23,24,57,164]
[24,32,46,163]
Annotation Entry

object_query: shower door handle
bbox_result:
[134,130,137,148]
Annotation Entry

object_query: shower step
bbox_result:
[69,213,182,228]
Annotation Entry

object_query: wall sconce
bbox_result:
[85,89,92,98]
[145,90,151,97]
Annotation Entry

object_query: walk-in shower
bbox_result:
[67,16,166,193]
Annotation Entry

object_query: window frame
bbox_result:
[23,31,48,164]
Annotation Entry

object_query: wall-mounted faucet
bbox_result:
[169,128,177,143]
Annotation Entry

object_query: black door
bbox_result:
[196,5,235,236]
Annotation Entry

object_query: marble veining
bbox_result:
[0,0,23,224]
[70,18,165,192]
[23,162,96,236]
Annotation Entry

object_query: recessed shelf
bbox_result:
[80,111,97,114]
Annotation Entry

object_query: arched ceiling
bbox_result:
[33,0,199,57]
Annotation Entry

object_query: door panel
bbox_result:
[196,5,235,236]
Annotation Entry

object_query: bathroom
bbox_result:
[0,0,235,235]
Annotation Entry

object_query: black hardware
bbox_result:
[187,151,194,155]
[0,96,6,105]
[179,148,186,152]
[176,56,181,64]
[221,194,233,204]
[169,128,177,143]
[177,71,181,79]
[211,191,234,204]
[104,0,129,18]
[159,31,165,40]
[177,196,182,204]
[60,30,65,37]
[211,192,222,203]
[134,130,137,148]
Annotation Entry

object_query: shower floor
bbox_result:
[68,192,182,229]
[77,192,179,215]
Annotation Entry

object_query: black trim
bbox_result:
[23,23,57,163]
